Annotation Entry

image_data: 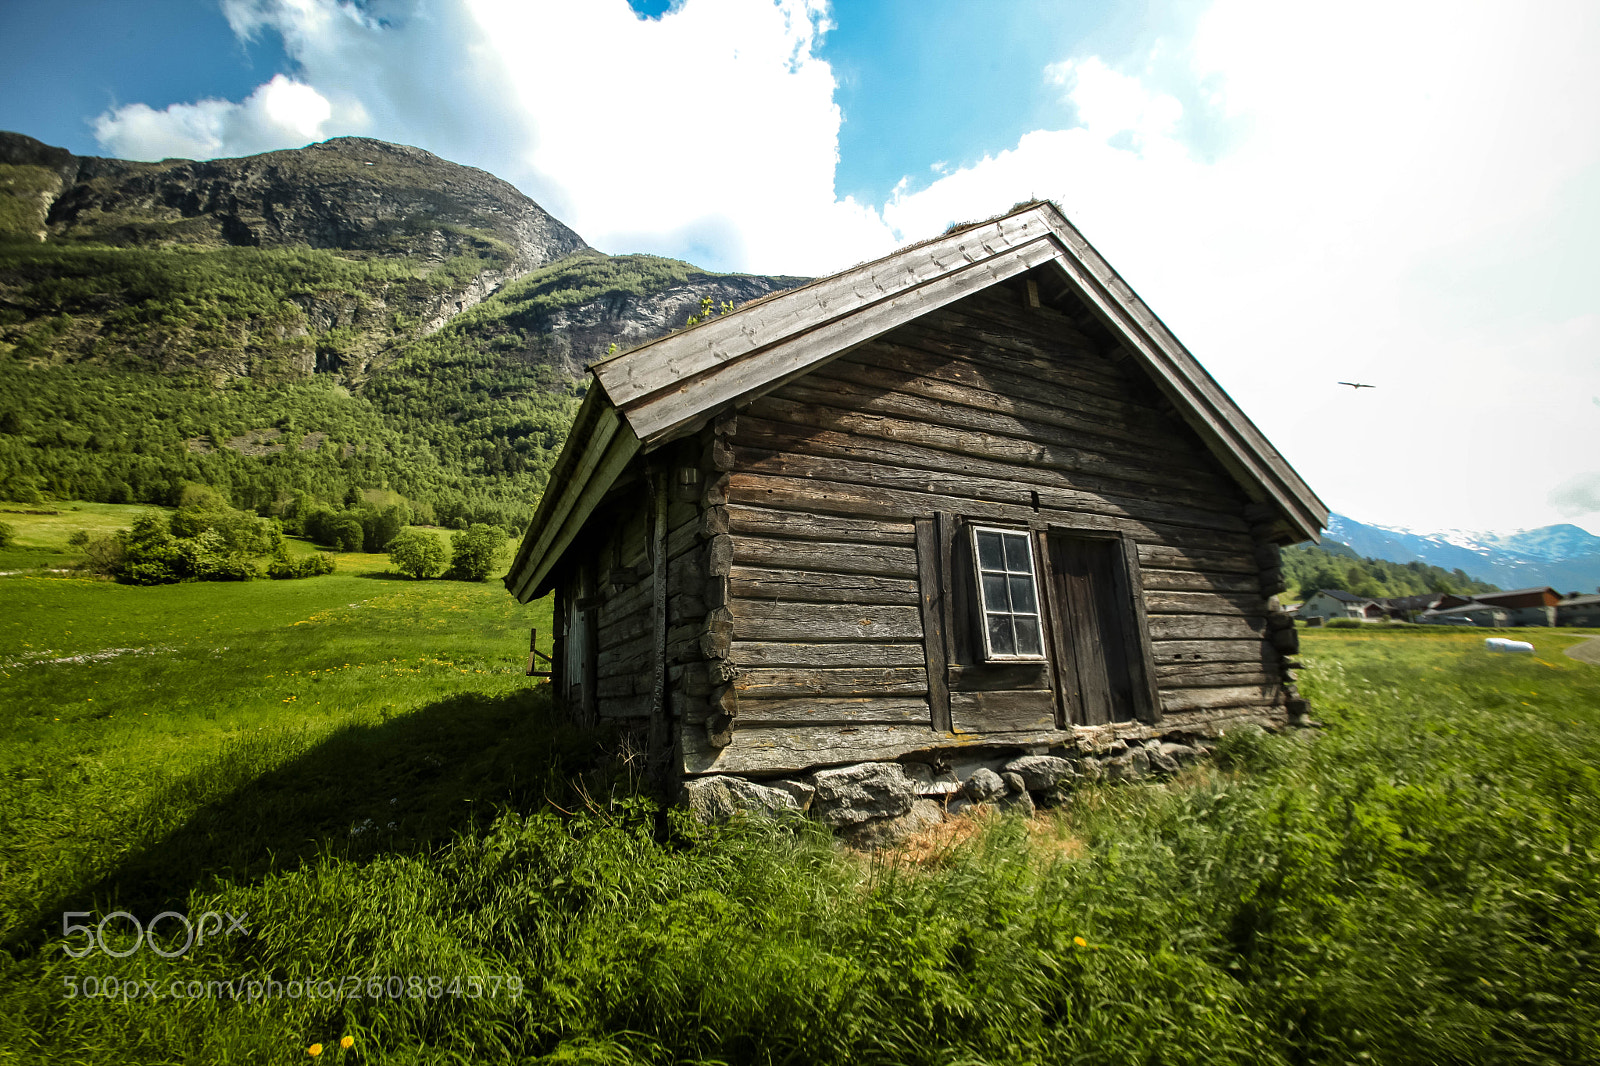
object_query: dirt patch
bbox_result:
[882,805,1088,867]
[1563,635,1600,665]
[227,428,284,456]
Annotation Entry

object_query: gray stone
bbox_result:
[810,762,916,827]
[682,776,801,823]
[962,767,1006,802]
[1002,754,1076,791]
[1160,742,1200,765]
[1001,771,1028,795]
[999,787,1036,816]
[771,779,817,813]
[1105,748,1151,782]
[1147,746,1181,774]
[842,799,946,849]
[902,761,962,795]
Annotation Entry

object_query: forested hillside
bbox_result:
[0,133,802,531]
[1283,542,1499,602]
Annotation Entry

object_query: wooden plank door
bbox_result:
[1046,532,1140,725]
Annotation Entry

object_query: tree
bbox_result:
[0,521,14,549]
[388,528,447,579]
[447,523,505,581]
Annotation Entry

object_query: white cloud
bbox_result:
[880,0,1600,534]
[96,0,895,274]
[94,74,344,160]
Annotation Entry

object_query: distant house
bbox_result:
[504,201,1326,795]
[1299,589,1377,624]
[1467,587,1562,627]
[1418,601,1511,627]
[1372,593,1448,622]
[1557,594,1600,628]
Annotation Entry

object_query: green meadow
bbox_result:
[0,508,1597,1064]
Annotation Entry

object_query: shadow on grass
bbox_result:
[5,685,623,954]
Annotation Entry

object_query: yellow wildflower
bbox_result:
[341,1036,354,1050]
[308,1045,323,1058]
[1073,936,1087,948]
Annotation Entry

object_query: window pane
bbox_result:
[1014,615,1043,656]
[1008,574,1037,614]
[981,572,1011,612]
[986,613,1016,656]
[1002,531,1033,573]
[976,530,1005,570]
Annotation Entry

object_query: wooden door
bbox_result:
[1046,533,1142,725]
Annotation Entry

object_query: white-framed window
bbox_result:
[971,525,1046,660]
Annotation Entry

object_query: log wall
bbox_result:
[681,280,1295,775]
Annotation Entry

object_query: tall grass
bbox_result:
[2,591,1597,1062]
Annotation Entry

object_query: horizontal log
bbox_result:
[733,535,919,577]
[1147,614,1269,641]
[1137,568,1262,594]
[734,666,929,699]
[951,689,1058,733]
[598,693,651,720]
[1142,590,1269,616]
[948,661,1053,692]
[1151,639,1273,665]
[814,351,1210,465]
[730,641,928,668]
[729,566,920,605]
[1154,664,1279,687]
[597,672,648,700]
[730,600,924,642]
[1136,543,1259,575]
[726,504,916,545]
[736,696,931,725]
[737,409,1248,533]
[728,471,1251,554]
[1159,685,1286,713]
[681,721,948,775]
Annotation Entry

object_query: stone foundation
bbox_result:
[681,709,1295,846]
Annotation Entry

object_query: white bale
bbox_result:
[1485,638,1534,654]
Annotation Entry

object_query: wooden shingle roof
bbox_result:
[507,200,1328,602]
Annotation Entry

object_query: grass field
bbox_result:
[1,545,1597,1064]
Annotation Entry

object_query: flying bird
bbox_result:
[1338,382,1375,389]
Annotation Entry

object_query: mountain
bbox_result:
[1327,513,1600,595]
[0,132,805,529]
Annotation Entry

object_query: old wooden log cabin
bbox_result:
[505,201,1327,788]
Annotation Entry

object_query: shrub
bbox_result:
[388,528,447,579]
[446,523,506,581]
[0,521,13,549]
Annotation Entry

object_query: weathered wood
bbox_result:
[734,668,929,699]
[729,566,920,605]
[950,690,1058,733]
[710,683,738,718]
[738,408,1248,532]
[730,641,927,668]
[915,517,951,733]
[701,607,733,659]
[1138,568,1262,593]
[737,696,931,725]
[1151,639,1274,665]
[733,535,919,577]
[682,721,946,775]
[726,504,916,545]
[1136,543,1259,575]
[706,534,733,577]
[1159,685,1285,713]
[728,469,1253,555]
[1148,614,1269,641]
[730,600,924,642]
[700,505,729,537]
[1155,664,1279,687]
[1141,590,1269,616]
[947,661,1053,691]
[621,232,1064,444]
[597,210,1055,408]
[597,693,651,719]
[702,471,730,507]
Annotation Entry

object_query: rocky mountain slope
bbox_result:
[0,132,804,526]
[1327,513,1600,595]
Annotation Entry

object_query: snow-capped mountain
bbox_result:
[1326,514,1600,594]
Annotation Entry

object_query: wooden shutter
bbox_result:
[1043,529,1160,725]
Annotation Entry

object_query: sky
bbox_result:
[2,0,1598,539]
